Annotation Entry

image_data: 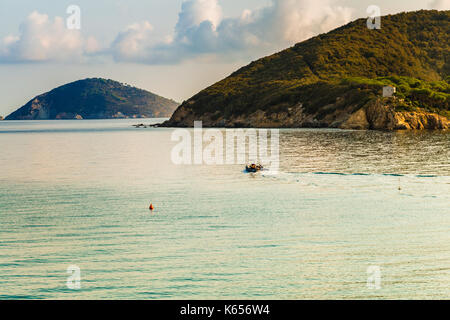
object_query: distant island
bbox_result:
[163,10,449,130]
[5,78,179,120]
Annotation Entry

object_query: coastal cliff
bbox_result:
[342,99,448,130]
[163,10,449,131]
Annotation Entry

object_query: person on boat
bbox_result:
[246,163,263,172]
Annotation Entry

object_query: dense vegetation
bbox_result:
[341,76,450,118]
[6,78,179,120]
[172,10,449,122]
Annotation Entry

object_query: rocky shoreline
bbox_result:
[162,98,448,131]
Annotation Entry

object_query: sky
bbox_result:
[0,0,448,116]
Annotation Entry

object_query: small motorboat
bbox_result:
[245,164,263,173]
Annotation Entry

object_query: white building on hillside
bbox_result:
[383,85,396,97]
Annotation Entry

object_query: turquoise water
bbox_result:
[0,119,449,299]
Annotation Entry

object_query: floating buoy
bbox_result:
[149,203,154,211]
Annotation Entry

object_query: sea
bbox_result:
[0,119,449,299]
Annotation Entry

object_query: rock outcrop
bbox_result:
[341,99,449,130]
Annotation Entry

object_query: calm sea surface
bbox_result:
[0,119,449,299]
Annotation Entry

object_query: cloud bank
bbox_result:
[0,1,356,64]
[111,0,354,64]
[3,0,449,65]
[0,11,99,63]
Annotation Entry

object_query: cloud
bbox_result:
[428,0,450,10]
[176,0,222,32]
[0,11,99,63]
[1,1,354,65]
[111,0,354,64]
[111,21,155,61]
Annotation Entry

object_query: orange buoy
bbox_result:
[149,203,154,211]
